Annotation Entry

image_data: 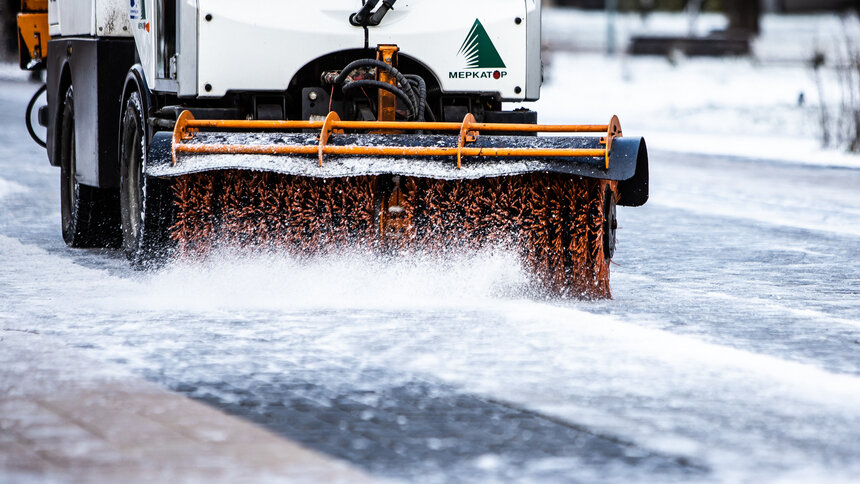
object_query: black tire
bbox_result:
[119,90,175,267]
[59,86,121,248]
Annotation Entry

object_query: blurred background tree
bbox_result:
[723,0,760,35]
[548,0,858,12]
[549,0,724,10]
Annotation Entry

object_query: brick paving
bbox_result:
[0,329,376,484]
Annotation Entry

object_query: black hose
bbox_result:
[342,79,415,117]
[403,80,419,119]
[26,84,47,148]
[335,59,389,84]
[423,101,436,122]
[405,74,426,121]
[334,58,431,121]
[334,58,417,110]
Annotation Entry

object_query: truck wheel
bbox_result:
[119,91,174,267]
[59,86,120,248]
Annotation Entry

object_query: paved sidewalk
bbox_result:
[0,329,377,483]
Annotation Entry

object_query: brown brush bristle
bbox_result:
[170,171,616,299]
[170,173,217,258]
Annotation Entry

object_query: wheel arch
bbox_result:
[48,59,73,167]
[119,64,154,152]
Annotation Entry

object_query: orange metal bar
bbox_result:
[186,119,325,130]
[471,123,609,133]
[172,110,620,169]
[183,119,610,134]
[21,0,48,11]
[174,143,606,159]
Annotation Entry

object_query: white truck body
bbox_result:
[50,0,541,101]
[48,0,133,37]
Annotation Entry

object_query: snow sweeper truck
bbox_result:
[17,0,649,298]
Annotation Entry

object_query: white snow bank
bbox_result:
[645,149,860,237]
[0,177,27,199]
[531,51,860,168]
[639,130,860,168]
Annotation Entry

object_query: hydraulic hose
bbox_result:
[336,59,415,97]
[26,84,47,148]
[336,59,417,104]
[342,79,416,118]
[334,58,428,120]
[422,101,436,122]
[405,74,426,121]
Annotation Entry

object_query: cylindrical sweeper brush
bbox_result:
[143,110,647,299]
[168,170,617,299]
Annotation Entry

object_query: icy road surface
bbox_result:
[1,71,860,483]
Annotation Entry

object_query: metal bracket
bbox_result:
[318,111,342,166]
[599,115,622,170]
[376,45,400,123]
[457,113,479,169]
[172,110,197,166]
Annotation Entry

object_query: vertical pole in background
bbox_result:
[0,0,20,61]
[606,0,618,55]
[686,0,703,37]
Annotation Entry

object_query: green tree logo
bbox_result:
[458,19,506,69]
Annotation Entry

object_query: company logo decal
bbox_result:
[458,19,506,69]
[450,19,508,81]
[129,0,146,20]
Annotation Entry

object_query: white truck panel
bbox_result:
[49,0,131,37]
[128,0,197,95]
[194,0,534,101]
[129,0,156,86]
[525,0,542,101]
[177,0,198,97]
[196,0,364,98]
[369,1,528,101]
[96,0,133,36]
[48,0,60,36]
[57,0,94,36]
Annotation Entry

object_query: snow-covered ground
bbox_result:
[535,9,860,168]
[1,9,859,484]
